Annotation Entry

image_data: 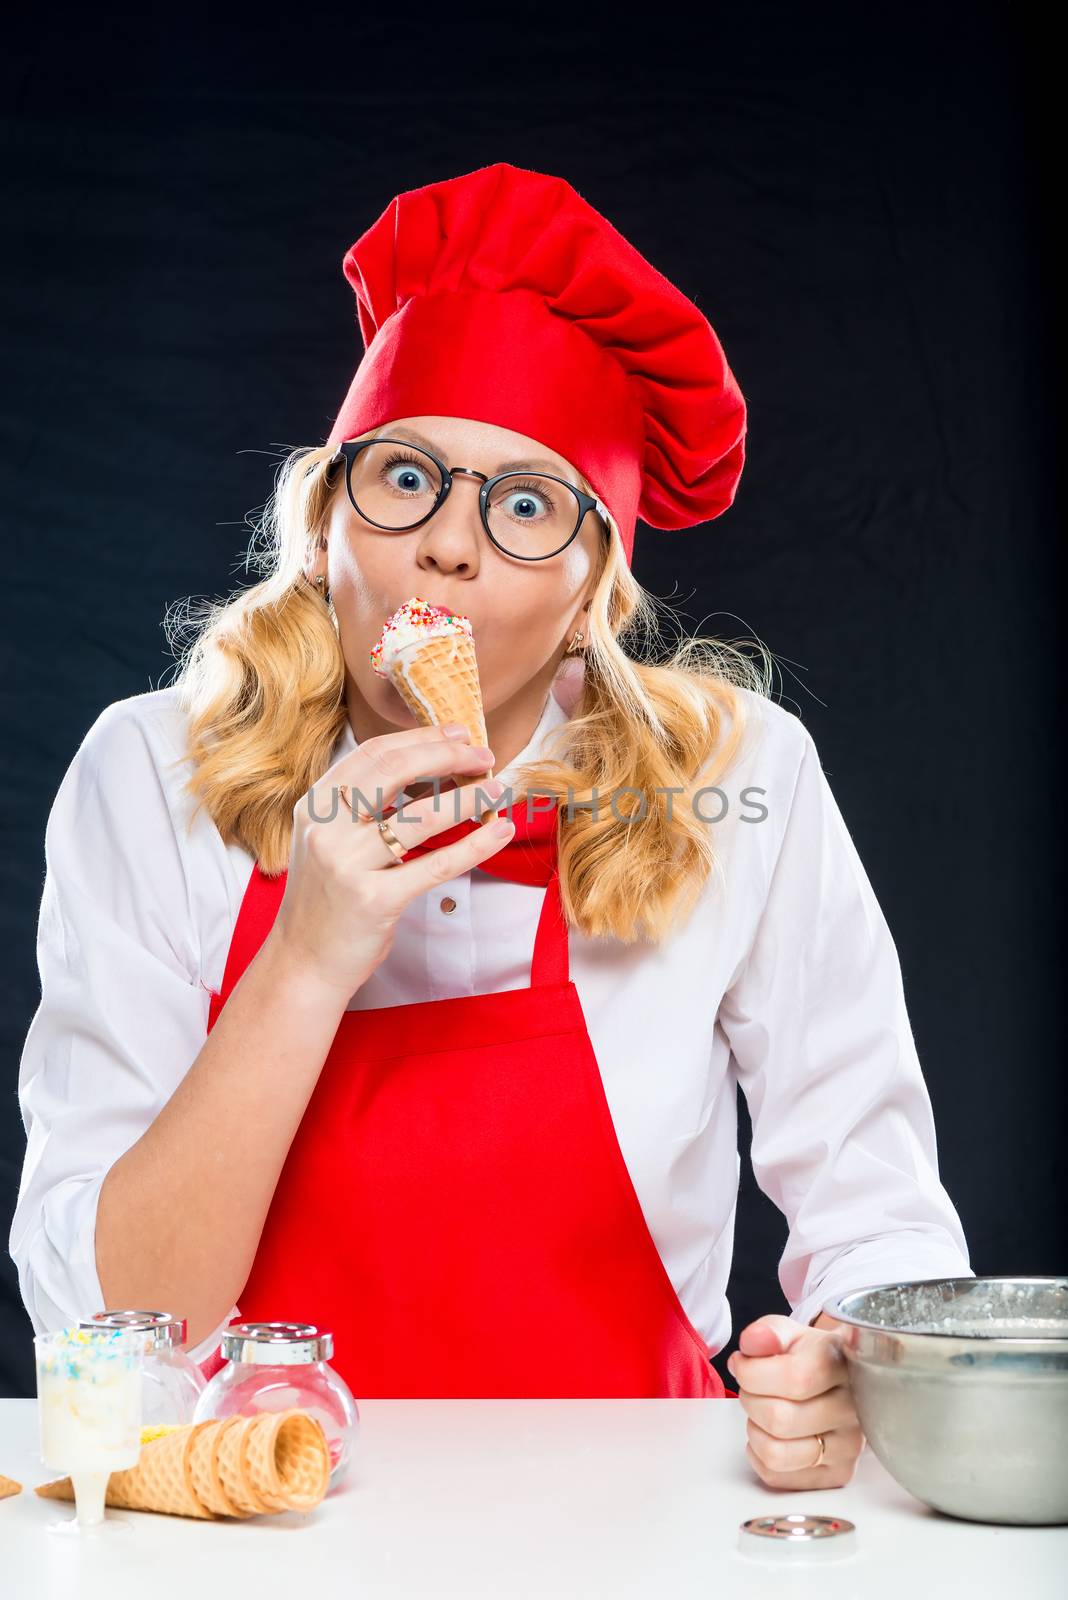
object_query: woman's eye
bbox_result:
[388,465,429,492]
[502,481,555,519]
[379,452,435,494]
[506,494,539,518]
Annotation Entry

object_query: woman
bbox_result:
[11,162,971,1490]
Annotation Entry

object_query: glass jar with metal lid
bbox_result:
[78,1311,206,1426]
[192,1322,359,1486]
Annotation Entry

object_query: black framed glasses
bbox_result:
[329,437,612,562]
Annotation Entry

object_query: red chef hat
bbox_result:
[324,161,747,565]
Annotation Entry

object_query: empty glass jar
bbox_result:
[78,1311,206,1426]
[192,1322,358,1486]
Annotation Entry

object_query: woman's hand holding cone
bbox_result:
[267,725,513,1005]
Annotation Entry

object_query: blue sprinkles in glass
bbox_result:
[38,1326,142,1383]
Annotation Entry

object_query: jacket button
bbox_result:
[439,896,457,914]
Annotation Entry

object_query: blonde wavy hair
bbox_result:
[164,430,774,944]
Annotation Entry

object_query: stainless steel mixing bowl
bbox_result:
[826,1276,1068,1525]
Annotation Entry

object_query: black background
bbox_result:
[1,6,1062,1399]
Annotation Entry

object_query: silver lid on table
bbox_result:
[220,1320,334,1364]
[79,1310,188,1349]
[738,1514,857,1561]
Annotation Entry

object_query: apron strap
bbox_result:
[215,865,286,1011]
[530,869,570,987]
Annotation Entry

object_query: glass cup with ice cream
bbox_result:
[34,1326,145,1537]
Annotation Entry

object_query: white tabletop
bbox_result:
[1,1396,1064,1598]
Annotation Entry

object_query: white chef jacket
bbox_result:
[9,673,972,1368]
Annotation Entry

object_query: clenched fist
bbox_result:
[727,1312,866,1489]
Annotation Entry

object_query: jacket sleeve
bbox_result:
[8,700,240,1366]
[717,719,973,1328]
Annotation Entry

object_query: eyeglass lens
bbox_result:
[347,442,581,559]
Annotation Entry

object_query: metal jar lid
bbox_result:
[738,1514,857,1562]
[79,1311,189,1350]
[220,1321,334,1365]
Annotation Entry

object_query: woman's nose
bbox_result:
[415,477,485,570]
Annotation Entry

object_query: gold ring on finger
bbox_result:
[810,1433,827,1468]
[376,817,406,866]
[338,783,381,824]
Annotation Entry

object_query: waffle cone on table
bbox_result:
[34,1408,330,1520]
[0,1472,22,1499]
[189,1416,249,1517]
[241,1409,330,1512]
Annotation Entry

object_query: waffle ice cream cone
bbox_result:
[242,1409,330,1513]
[392,631,489,750]
[371,597,501,823]
[189,1416,249,1518]
[34,1408,330,1521]
[0,1473,22,1499]
[215,1414,276,1515]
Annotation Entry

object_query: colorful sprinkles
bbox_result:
[370,596,473,677]
[36,1325,141,1381]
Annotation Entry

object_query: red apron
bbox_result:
[200,798,726,1399]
